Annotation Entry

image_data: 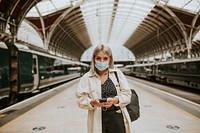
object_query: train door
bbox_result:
[32,54,39,91]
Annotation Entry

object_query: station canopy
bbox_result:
[17,0,200,60]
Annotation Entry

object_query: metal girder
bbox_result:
[146,14,179,42]
[50,23,86,58]
[5,0,40,35]
[47,6,91,59]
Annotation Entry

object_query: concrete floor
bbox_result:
[0,78,199,133]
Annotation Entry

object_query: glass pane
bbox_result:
[163,0,200,13]
[17,21,44,48]
[27,0,72,17]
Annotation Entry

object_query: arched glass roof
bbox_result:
[80,0,155,46]
[26,0,200,46]
[27,0,200,17]
[24,0,200,60]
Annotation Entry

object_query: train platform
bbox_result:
[0,77,200,133]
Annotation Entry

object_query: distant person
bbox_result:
[76,45,132,133]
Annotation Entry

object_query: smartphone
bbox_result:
[99,98,107,103]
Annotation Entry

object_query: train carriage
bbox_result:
[155,58,200,89]
[125,58,200,90]
[32,51,83,91]
[0,41,10,107]
[126,63,155,80]
[0,42,90,108]
[14,44,34,94]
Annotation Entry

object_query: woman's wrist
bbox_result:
[90,99,95,107]
[113,98,119,104]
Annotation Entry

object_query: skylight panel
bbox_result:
[26,0,72,17]
[51,0,71,9]
[37,1,55,15]
[107,0,154,46]
[17,21,44,48]
[167,0,200,13]
[193,31,200,41]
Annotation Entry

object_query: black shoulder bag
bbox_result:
[114,71,140,122]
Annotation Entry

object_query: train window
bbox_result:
[33,58,36,65]
[180,64,187,71]
[46,67,53,71]
[158,65,163,71]
[33,58,37,74]
[172,64,177,72]
[188,62,199,73]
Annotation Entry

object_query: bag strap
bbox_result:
[114,71,120,87]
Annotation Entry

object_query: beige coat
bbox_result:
[76,68,133,133]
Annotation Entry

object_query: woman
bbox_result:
[76,45,132,133]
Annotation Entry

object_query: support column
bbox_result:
[7,40,19,105]
[7,24,19,105]
[187,39,192,59]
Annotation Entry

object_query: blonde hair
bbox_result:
[90,45,114,73]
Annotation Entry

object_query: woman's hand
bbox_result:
[90,98,119,108]
[90,99,107,107]
[101,98,119,108]
[107,97,119,105]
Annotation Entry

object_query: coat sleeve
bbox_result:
[76,73,95,110]
[114,69,132,107]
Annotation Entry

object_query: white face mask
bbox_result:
[95,61,109,71]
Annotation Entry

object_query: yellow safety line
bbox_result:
[0,114,7,119]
